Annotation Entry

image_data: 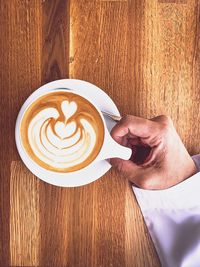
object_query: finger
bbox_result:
[128,137,141,146]
[110,157,140,177]
[141,142,165,167]
[110,157,154,188]
[110,157,162,189]
[111,135,130,146]
[111,115,156,140]
[150,115,173,126]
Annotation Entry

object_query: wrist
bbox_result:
[182,156,198,181]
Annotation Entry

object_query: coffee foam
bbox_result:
[20,92,104,172]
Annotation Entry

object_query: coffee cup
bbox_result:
[15,85,131,183]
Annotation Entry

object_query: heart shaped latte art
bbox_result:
[27,98,98,171]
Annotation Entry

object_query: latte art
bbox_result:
[28,101,96,168]
[20,92,104,172]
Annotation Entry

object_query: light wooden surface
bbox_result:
[1,0,200,266]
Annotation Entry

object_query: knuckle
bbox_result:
[157,115,173,134]
[118,115,135,131]
[117,160,124,173]
[112,159,126,176]
[160,115,173,126]
[153,115,172,126]
[120,115,132,124]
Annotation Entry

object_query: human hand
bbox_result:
[110,115,197,189]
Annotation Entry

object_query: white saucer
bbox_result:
[15,79,120,187]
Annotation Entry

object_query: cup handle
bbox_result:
[96,130,132,162]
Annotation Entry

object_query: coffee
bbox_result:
[20,91,104,172]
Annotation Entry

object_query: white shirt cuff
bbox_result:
[133,172,200,212]
[132,156,200,267]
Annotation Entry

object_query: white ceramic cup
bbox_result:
[15,86,131,186]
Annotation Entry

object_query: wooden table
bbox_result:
[1,0,199,266]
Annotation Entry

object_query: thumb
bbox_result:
[111,115,156,140]
[110,157,140,178]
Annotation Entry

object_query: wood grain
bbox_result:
[70,1,160,266]
[125,184,160,267]
[0,0,41,265]
[1,0,200,266]
[10,161,40,266]
[158,0,186,3]
[139,0,200,155]
[93,171,127,267]
[41,0,69,83]
[39,184,71,267]
[39,1,70,266]
[0,1,10,264]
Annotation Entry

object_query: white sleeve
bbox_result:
[133,155,200,267]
